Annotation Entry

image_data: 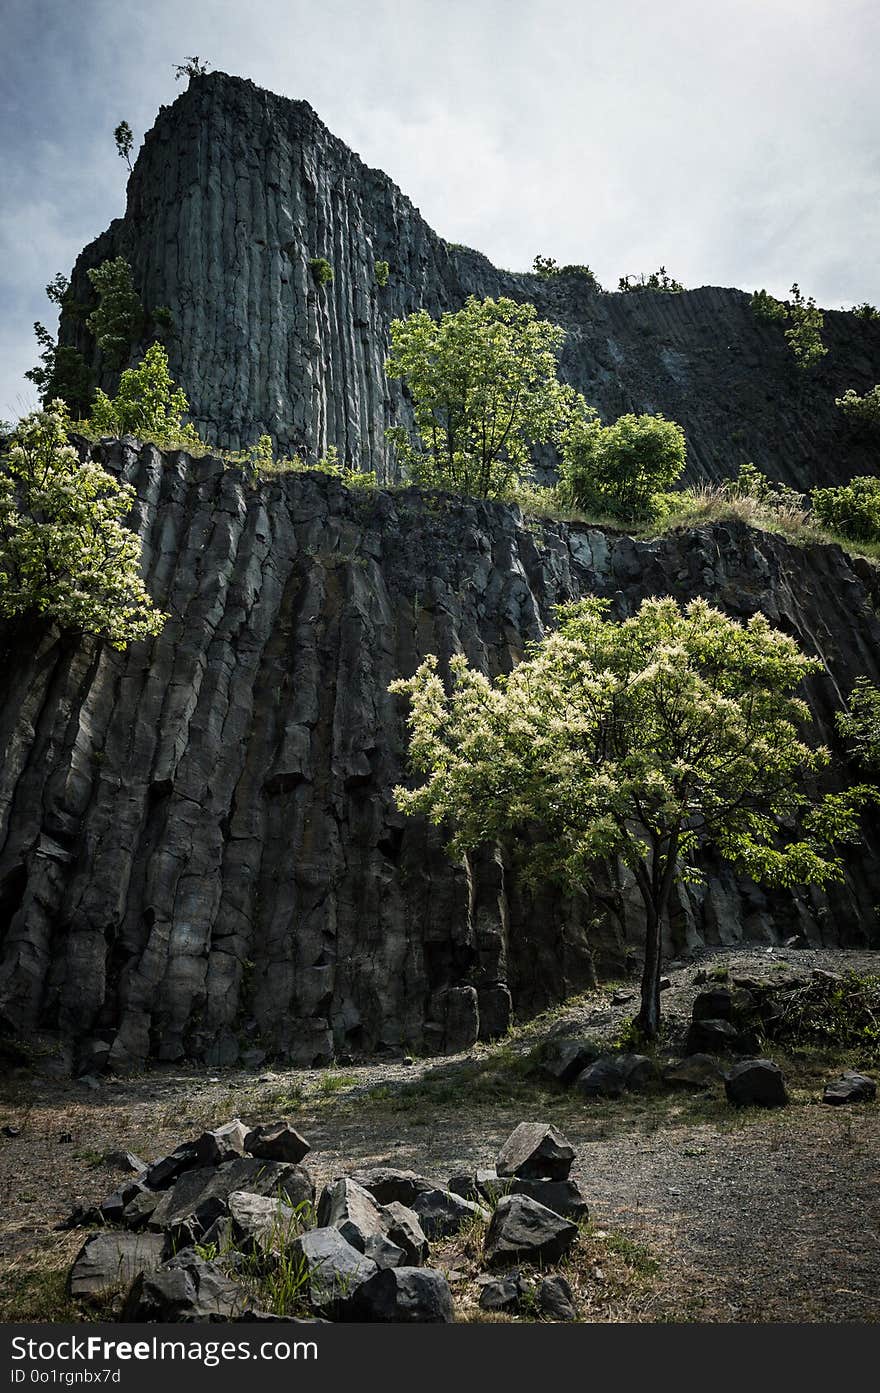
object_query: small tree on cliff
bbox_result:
[0,401,166,648]
[390,597,870,1038]
[87,343,201,446]
[385,295,580,498]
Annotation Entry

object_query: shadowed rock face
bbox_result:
[58,72,880,488]
[0,443,878,1069]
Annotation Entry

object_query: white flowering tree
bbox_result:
[391,597,871,1038]
[0,400,166,649]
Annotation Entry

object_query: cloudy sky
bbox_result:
[2,0,878,417]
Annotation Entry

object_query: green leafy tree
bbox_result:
[559,411,686,520]
[86,257,145,369]
[533,256,602,290]
[26,322,94,415]
[0,401,165,648]
[851,302,879,321]
[174,56,210,80]
[811,476,880,543]
[835,385,880,432]
[385,295,579,497]
[618,267,684,293]
[837,678,880,774]
[784,283,827,368]
[374,260,390,288]
[87,342,200,446]
[750,289,788,323]
[114,121,134,172]
[390,597,870,1037]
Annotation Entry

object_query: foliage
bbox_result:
[764,971,880,1062]
[836,678,880,773]
[114,121,134,172]
[45,273,71,308]
[86,257,145,369]
[811,476,880,544]
[559,411,686,521]
[174,56,210,80]
[87,343,201,446]
[851,302,879,321]
[242,435,376,489]
[719,461,804,512]
[385,295,579,498]
[835,384,880,432]
[390,596,871,1036]
[532,256,601,290]
[150,305,175,333]
[374,259,390,288]
[309,257,334,287]
[25,323,94,415]
[618,267,684,294]
[784,283,827,369]
[0,401,165,648]
[750,289,787,323]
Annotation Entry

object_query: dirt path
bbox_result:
[2,947,878,1322]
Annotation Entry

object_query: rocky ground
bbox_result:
[1,946,879,1323]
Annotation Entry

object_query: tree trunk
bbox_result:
[636,901,663,1040]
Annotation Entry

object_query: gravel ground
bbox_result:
[1,946,878,1323]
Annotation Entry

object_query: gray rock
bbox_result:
[447,1168,502,1203]
[290,1227,377,1316]
[725,1059,788,1108]
[352,1266,454,1322]
[316,1177,388,1253]
[227,1190,303,1253]
[575,1057,628,1099]
[244,1122,310,1164]
[148,1159,314,1236]
[618,1054,660,1090]
[509,1178,588,1220]
[190,1120,249,1167]
[123,1254,251,1321]
[144,1145,199,1191]
[539,1273,576,1320]
[381,1201,429,1265]
[496,1123,575,1181]
[103,1149,147,1174]
[822,1072,877,1106]
[68,1232,167,1301]
[350,1167,440,1207]
[685,1018,752,1055]
[478,1274,523,1313]
[662,1054,724,1089]
[535,1038,602,1086]
[410,1188,489,1239]
[484,1195,578,1267]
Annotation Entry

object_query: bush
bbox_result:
[0,401,166,648]
[86,343,201,447]
[532,256,601,290]
[374,260,390,288]
[86,257,146,369]
[835,385,880,432]
[784,282,827,368]
[26,323,94,415]
[837,678,880,774]
[763,971,880,1061]
[559,411,686,520]
[811,476,880,543]
[242,436,376,489]
[750,289,787,323]
[851,302,879,321]
[720,461,804,512]
[309,257,334,287]
[618,267,684,294]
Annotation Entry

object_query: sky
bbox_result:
[2,0,878,417]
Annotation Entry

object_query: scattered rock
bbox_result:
[508,1178,589,1221]
[575,1057,628,1099]
[539,1273,577,1320]
[478,1273,523,1313]
[68,1232,167,1301]
[534,1038,602,1085]
[410,1188,489,1239]
[352,1266,454,1322]
[227,1190,302,1254]
[822,1072,877,1106]
[148,1159,313,1236]
[662,1055,724,1090]
[382,1201,429,1265]
[725,1059,788,1108]
[349,1167,439,1207]
[191,1120,248,1167]
[2,1124,21,1138]
[685,1018,752,1055]
[244,1121,310,1164]
[144,1144,199,1190]
[123,1253,251,1321]
[447,1168,501,1203]
[496,1123,575,1181]
[484,1195,578,1268]
[618,1054,659,1090]
[659,976,672,992]
[290,1227,377,1316]
[612,990,634,1005]
[103,1150,147,1174]
[317,1177,390,1254]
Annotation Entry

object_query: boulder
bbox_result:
[290,1227,377,1316]
[447,1168,501,1203]
[352,1266,454,1322]
[484,1195,578,1268]
[103,1149,147,1174]
[144,1144,199,1191]
[478,1273,523,1313]
[692,988,736,1022]
[190,1120,249,1167]
[535,1038,602,1086]
[725,1059,788,1108]
[148,1159,313,1236]
[382,1201,429,1265]
[618,1054,659,1090]
[575,1057,628,1099]
[227,1190,302,1254]
[822,1072,877,1106]
[662,1054,724,1090]
[685,1018,749,1055]
[317,1177,388,1254]
[349,1167,439,1207]
[68,1232,167,1301]
[539,1273,577,1320]
[123,1253,251,1321]
[121,1187,162,1229]
[496,1123,575,1181]
[410,1188,489,1239]
[244,1122,310,1164]
[509,1178,588,1221]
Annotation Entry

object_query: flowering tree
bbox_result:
[391,597,871,1037]
[0,401,166,649]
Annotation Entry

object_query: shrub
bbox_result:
[559,411,687,520]
[811,476,880,543]
[837,678,880,774]
[532,256,601,290]
[309,257,334,287]
[835,385,880,432]
[174,56,210,80]
[720,461,804,512]
[750,289,787,323]
[763,971,880,1061]
[86,257,145,369]
[374,260,390,288]
[784,282,827,368]
[618,267,684,294]
[0,401,166,647]
[851,302,879,321]
[26,323,94,415]
[86,343,201,447]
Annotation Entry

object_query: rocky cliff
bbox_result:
[1,444,878,1071]
[58,72,880,490]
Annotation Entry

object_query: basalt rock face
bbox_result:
[0,444,878,1069]
[58,73,880,489]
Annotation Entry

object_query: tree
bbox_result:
[811,476,880,544]
[86,256,145,369]
[837,678,880,774]
[385,295,580,497]
[0,401,165,648]
[559,411,686,520]
[26,322,94,415]
[785,283,826,368]
[87,342,201,446]
[618,267,684,293]
[114,121,134,172]
[835,385,880,433]
[390,597,870,1038]
[174,56,210,81]
[750,289,787,323]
